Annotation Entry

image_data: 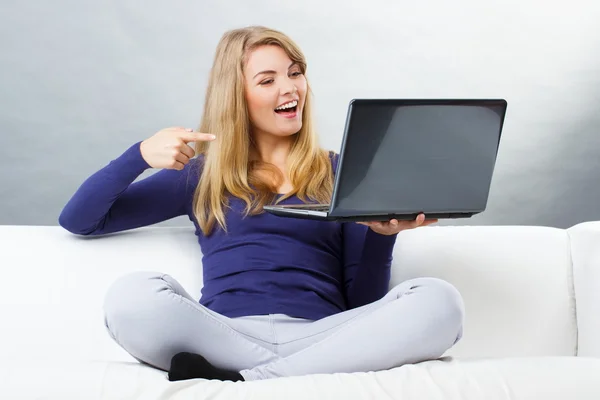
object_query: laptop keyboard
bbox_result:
[304,205,330,212]
[282,204,330,212]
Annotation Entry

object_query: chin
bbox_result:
[256,111,304,138]
[280,124,302,137]
[272,119,302,137]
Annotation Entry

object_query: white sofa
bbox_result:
[1,221,600,399]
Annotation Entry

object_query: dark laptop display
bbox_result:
[264,99,508,222]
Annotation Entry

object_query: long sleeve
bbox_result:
[58,141,200,236]
[341,222,398,309]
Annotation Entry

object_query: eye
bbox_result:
[260,79,274,85]
[290,71,302,77]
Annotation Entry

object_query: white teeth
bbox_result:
[275,100,298,111]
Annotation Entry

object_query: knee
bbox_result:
[395,277,465,340]
[424,278,465,330]
[103,271,172,329]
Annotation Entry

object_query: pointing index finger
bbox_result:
[181,131,216,143]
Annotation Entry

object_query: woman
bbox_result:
[59,26,464,382]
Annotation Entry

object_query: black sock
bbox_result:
[168,352,245,382]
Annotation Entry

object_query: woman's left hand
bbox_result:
[356,213,438,236]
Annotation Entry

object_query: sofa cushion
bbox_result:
[2,357,600,399]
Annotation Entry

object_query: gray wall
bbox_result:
[1,0,599,229]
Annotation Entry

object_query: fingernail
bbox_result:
[186,128,193,132]
[209,134,216,140]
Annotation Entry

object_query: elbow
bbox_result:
[58,213,86,235]
[58,208,97,236]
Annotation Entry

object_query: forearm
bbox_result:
[58,142,151,235]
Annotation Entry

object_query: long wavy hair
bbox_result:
[192,26,335,236]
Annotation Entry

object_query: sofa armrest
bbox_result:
[568,221,600,357]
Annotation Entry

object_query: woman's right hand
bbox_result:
[140,127,216,170]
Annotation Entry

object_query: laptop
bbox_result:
[263,98,508,222]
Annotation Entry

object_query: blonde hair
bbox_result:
[192,26,335,236]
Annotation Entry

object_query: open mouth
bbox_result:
[274,100,298,115]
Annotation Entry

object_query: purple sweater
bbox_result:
[59,142,398,320]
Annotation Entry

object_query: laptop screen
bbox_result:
[332,99,507,216]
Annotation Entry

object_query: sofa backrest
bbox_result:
[0,226,204,363]
[0,223,585,364]
[391,225,577,359]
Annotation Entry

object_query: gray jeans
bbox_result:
[103,271,464,381]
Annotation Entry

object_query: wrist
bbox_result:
[138,140,152,168]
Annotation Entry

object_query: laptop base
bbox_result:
[263,205,477,222]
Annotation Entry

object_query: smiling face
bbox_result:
[243,45,307,140]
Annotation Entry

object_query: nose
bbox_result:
[279,76,297,96]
